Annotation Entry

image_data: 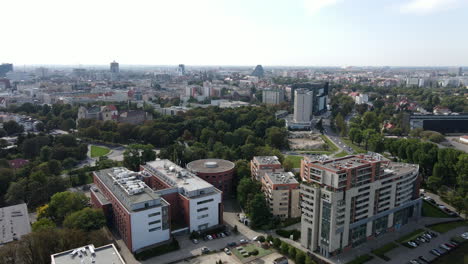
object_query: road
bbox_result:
[321,116,353,154]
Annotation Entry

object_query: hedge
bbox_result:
[135,238,180,260]
[276,229,301,241]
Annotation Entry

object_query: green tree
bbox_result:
[247,193,271,228]
[288,246,297,259]
[265,127,288,149]
[32,218,56,232]
[47,160,62,175]
[39,146,52,162]
[63,208,106,231]
[295,251,306,264]
[281,242,289,255]
[3,120,24,135]
[348,128,362,144]
[237,178,260,208]
[47,191,89,223]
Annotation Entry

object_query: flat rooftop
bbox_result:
[93,168,162,212]
[51,244,125,264]
[143,159,213,192]
[265,171,298,185]
[0,203,31,244]
[253,156,281,165]
[187,159,235,174]
[305,153,387,172]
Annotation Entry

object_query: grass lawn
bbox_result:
[320,135,339,152]
[284,155,303,168]
[422,200,453,218]
[396,229,425,244]
[371,242,399,261]
[341,138,367,153]
[334,151,349,158]
[431,240,468,264]
[346,254,374,264]
[90,145,110,158]
[232,243,273,263]
[427,221,468,233]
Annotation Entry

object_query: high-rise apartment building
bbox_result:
[262,171,301,219]
[262,89,285,105]
[293,89,313,123]
[300,153,421,257]
[110,61,119,73]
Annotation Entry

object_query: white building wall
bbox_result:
[130,206,170,252]
[294,89,313,122]
[189,192,222,231]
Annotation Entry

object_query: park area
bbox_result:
[90,145,110,158]
[232,243,273,263]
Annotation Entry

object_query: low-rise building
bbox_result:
[0,203,31,244]
[187,159,235,199]
[50,244,125,264]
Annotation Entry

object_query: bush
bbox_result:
[276,229,301,240]
[135,238,180,260]
[250,249,259,256]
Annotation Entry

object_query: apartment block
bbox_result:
[91,159,223,253]
[262,171,301,219]
[251,156,283,181]
[300,153,421,257]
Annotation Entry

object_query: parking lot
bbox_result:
[367,226,468,264]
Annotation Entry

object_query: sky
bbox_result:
[1,0,467,66]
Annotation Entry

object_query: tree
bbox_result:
[237,178,260,208]
[47,160,62,175]
[281,242,289,255]
[0,168,14,202]
[32,218,56,232]
[295,251,306,264]
[247,193,271,228]
[39,146,52,162]
[47,191,89,223]
[265,127,288,149]
[288,246,297,259]
[335,113,347,136]
[123,144,156,171]
[348,128,362,144]
[315,118,324,134]
[63,208,106,231]
[3,120,23,135]
[273,238,281,248]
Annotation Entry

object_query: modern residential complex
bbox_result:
[299,153,421,257]
[91,160,223,252]
[50,244,126,264]
[251,156,283,181]
[262,171,301,219]
[262,89,285,105]
[251,156,300,219]
[187,159,235,199]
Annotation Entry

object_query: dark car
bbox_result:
[418,256,429,263]
[227,242,237,247]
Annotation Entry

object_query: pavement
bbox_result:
[446,136,468,153]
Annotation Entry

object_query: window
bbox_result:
[197,198,214,205]
[148,212,161,217]
[149,227,161,232]
[149,220,161,225]
[197,214,209,219]
[197,207,209,212]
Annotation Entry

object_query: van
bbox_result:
[273,256,288,264]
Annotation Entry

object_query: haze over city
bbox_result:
[2,0,468,66]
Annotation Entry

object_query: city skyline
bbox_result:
[1,0,468,66]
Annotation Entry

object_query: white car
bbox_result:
[461,232,468,240]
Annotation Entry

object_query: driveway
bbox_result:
[424,191,466,218]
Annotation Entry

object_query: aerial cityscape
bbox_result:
[0,1,467,264]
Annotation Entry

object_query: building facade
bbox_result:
[187,159,235,199]
[91,168,171,252]
[300,153,421,257]
[262,89,285,105]
[293,89,313,123]
[251,156,283,181]
[110,61,119,73]
[262,171,301,219]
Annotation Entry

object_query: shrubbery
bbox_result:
[276,229,301,241]
[135,238,180,260]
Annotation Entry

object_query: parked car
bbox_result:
[445,243,455,248]
[240,239,248,244]
[439,244,451,251]
[435,248,445,255]
[224,248,231,255]
[212,234,217,239]
[201,247,210,254]
[407,241,417,248]
[227,242,237,247]
[207,235,213,240]
[430,249,441,256]
[192,239,199,244]
[219,232,226,238]
[461,232,468,240]
[418,256,429,263]
[224,230,231,236]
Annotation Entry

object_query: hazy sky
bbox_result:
[1,0,467,66]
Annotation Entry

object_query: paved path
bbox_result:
[424,191,466,218]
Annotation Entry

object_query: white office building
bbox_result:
[262,89,285,105]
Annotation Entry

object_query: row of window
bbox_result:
[149,226,161,232]
[148,212,161,217]
[197,198,214,205]
[197,214,209,219]
[197,207,208,212]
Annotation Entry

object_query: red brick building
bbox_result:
[186,159,235,199]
